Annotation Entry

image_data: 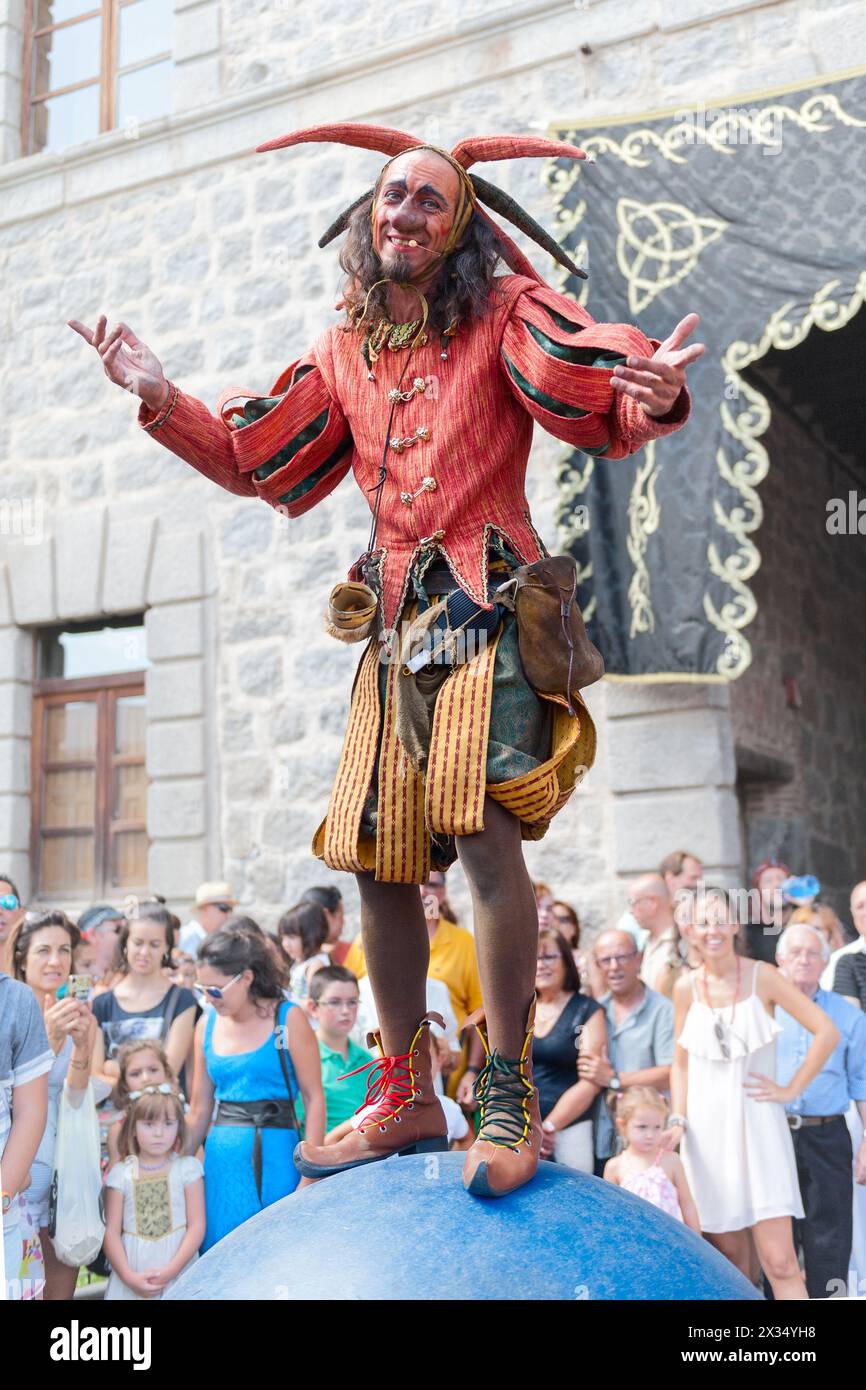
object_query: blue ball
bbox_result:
[168,1153,761,1301]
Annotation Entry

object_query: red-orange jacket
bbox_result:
[140,274,690,628]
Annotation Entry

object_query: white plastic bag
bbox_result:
[50,1083,105,1267]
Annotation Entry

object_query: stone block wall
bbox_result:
[1,0,856,934]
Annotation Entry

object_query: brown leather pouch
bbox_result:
[502,555,604,709]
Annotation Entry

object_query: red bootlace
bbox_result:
[339,1049,418,1128]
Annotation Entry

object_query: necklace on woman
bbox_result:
[138,1158,169,1172]
[701,955,741,1059]
[536,991,569,1029]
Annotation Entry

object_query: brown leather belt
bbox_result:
[787,1113,845,1130]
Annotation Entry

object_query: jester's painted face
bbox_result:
[372,149,461,283]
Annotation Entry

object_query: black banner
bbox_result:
[547,66,866,679]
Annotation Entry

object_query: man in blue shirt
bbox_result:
[776,923,866,1299]
[578,929,675,1174]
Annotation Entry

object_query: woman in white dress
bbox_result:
[668,887,839,1299]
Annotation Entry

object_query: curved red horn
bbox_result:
[256,122,420,156]
[474,207,543,284]
[450,135,589,169]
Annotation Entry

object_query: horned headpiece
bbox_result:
[255,122,591,281]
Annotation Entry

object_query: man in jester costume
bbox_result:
[71,123,702,1198]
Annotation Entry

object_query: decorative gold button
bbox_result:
[400,476,437,506]
[388,377,427,405]
[390,425,431,452]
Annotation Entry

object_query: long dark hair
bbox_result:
[339,201,504,334]
[117,904,176,973]
[301,886,342,914]
[277,902,328,963]
[10,910,80,981]
[223,914,291,992]
[198,924,286,1011]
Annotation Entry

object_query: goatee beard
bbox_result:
[383,253,413,284]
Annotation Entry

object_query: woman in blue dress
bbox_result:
[186,923,325,1251]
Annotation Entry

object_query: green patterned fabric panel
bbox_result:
[524,321,628,369]
[502,356,590,419]
[230,366,329,484]
[276,437,353,506]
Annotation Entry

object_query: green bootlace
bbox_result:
[473,1049,533,1149]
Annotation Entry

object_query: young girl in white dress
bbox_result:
[103,1087,204,1300]
[669,887,839,1300]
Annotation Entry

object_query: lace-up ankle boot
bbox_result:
[462,999,542,1198]
[294,1012,449,1179]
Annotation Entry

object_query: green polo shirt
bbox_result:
[319,1036,374,1129]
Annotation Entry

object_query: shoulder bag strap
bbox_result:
[275,1001,303,1135]
[159,984,183,1044]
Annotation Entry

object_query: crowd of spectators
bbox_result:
[1,855,864,1302]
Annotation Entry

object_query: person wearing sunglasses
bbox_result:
[186,925,325,1251]
[0,873,25,972]
[670,885,839,1300]
[178,882,238,961]
[533,928,605,1173]
[76,904,127,990]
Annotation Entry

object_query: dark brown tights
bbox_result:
[356,795,537,1058]
[355,873,429,1057]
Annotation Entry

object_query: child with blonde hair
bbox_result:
[604,1087,701,1233]
[103,1086,204,1299]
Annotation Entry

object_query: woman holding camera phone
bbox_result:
[8,910,96,1299]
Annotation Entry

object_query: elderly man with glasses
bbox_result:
[577,928,675,1175]
[776,922,866,1298]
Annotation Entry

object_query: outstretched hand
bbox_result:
[67,315,169,412]
[610,312,705,418]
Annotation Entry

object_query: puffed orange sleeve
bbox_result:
[500,281,690,460]
[138,341,353,517]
